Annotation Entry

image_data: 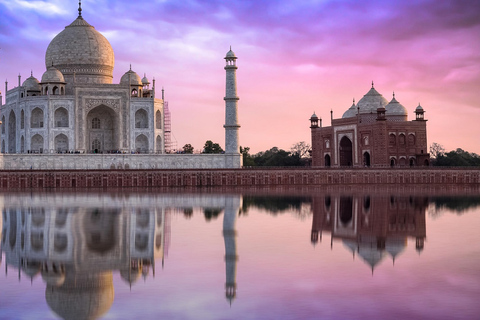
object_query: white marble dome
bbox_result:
[22,74,41,91]
[343,85,388,118]
[120,69,142,86]
[385,95,408,118]
[41,66,65,83]
[45,15,115,83]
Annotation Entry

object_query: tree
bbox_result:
[182,143,194,154]
[430,142,445,159]
[202,140,224,154]
[433,148,480,167]
[240,146,255,166]
[290,141,311,158]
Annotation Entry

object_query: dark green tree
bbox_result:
[240,146,255,166]
[202,140,224,154]
[182,143,194,154]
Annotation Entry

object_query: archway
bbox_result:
[409,158,416,167]
[339,136,353,166]
[8,110,16,153]
[156,135,162,153]
[135,109,148,128]
[156,110,161,129]
[135,134,148,153]
[31,107,44,128]
[54,134,69,153]
[31,134,44,153]
[21,136,25,153]
[83,209,119,254]
[324,154,331,167]
[86,105,119,153]
[363,152,370,167]
[390,158,396,167]
[54,107,69,127]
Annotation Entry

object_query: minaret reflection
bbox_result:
[311,194,427,272]
[1,202,170,319]
[223,196,241,305]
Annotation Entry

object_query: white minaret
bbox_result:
[224,47,240,155]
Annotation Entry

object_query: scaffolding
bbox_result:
[163,100,176,153]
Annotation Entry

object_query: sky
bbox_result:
[0,0,479,154]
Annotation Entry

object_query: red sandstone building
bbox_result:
[310,83,430,168]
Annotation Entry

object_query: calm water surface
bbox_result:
[0,189,479,320]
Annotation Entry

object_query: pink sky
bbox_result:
[1,0,479,154]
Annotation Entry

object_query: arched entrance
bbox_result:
[324,154,331,167]
[363,152,370,167]
[54,134,69,153]
[8,110,16,153]
[86,105,119,153]
[339,136,353,166]
[135,134,148,153]
[31,134,44,153]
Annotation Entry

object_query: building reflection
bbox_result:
[1,203,170,319]
[311,194,428,272]
[0,193,242,317]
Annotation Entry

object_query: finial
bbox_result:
[371,81,374,88]
[78,0,82,18]
[144,73,146,77]
[31,70,33,77]
[129,64,132,71]
[393,91,395,98]
[353,98,355,104]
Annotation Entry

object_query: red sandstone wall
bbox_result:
[0,168,478,189]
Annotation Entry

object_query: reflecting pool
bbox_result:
[0,189,479,319]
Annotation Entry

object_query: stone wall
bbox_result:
[0,167,478,189]
[0,153,242,170]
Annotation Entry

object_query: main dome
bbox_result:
[45,13,115,84]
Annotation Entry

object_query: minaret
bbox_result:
[224,47,240,154]
[223,196,241,305]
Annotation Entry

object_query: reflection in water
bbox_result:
[1,201,171,319]
[311,194,428,272]
[1,191,478,319]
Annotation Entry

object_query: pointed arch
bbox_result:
[8,110,16,153]
[31,107,44,128]
[31,134,44,153]
[54,134,69,153]
[339,136,353,166]
[54,107,69,127]
[324,154,331,167]
[156,135,162,153]
[135,109,148,128]
[135,134,148,153]
[156,110,162,129]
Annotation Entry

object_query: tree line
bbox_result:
[181,141,312,167]
[430,143,480,167]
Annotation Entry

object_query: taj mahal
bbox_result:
[0,2,242,170]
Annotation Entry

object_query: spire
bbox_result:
[393,91,395,98]
[371,81,374,88]
[78,0,82,18]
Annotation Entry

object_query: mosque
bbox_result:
[0,2,242,169]
[310,83,430,168]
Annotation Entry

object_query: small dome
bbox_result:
[120,69,142,86]
[342,99,357,118]
[310,112,318,119]
[416,104,424,112]
[22,74,41,92]
[226,47,236,58]
[141,73,149,85]
[41,66,65,83]
[385,95,408,117]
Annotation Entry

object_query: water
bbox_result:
[0,189,479,320]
